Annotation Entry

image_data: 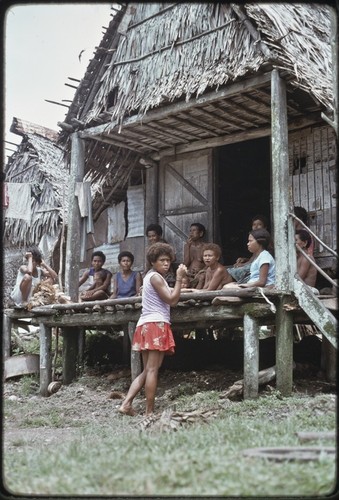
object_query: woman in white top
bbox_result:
[224,228,275,289]
[119,242,187,417]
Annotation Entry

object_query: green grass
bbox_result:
[3,391,336,497]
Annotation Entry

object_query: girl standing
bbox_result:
[119,242,187,416]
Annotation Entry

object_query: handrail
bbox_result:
[296,244,338,288]
[289,212,338,258]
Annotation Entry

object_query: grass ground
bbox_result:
[3,368,337,498]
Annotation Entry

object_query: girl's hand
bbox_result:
[176,264,188,280]
[25,252,33,259]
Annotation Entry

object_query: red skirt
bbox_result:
[132,322,175,355]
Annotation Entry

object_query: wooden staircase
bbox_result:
[293,276,337,349]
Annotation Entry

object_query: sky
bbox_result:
[4,3,113,160]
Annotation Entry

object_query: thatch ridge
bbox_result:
[81,2,332,128]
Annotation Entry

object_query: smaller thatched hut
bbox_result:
[3,118,68,306]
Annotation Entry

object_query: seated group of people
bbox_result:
[10,207,317,307]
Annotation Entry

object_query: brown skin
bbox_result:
[119,257,187,416]
[79,255,105,287]
[295,234,317,287]
[80,268,112,301]
[223,234,269,289]
[110,256,142,298]
[19,252,57,302]
[183,225,205,275]
[182,248,228,291]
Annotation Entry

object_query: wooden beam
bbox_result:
[39,323,52,396]
[275,296,294,396]
[79,72,273,139]
[62,327,79,385]
[271,69,295,397]
[3,314,12,359]
[243,314,259,400]
[65,133,85,301]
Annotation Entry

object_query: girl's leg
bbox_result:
[19,274,32,302]
[119,351,149,415]
[144,350,165,415]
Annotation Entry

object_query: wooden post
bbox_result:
[39,323,52,396]
[65,132,85,301]
[3,314,12,359]
[128,321,142,380]
[243,314,259,399]
[144,162,159,255]
[123,325,130,365]
[271,69,294,396]
[321,336,337,383]
[62,327,79,384]
[77,327,86,375]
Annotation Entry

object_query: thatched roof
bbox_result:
[68,2,333,129]
[56,3,334,218]
[4,118,68,246]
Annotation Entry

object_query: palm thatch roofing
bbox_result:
[4,118,68,247]
[58,2,334,216]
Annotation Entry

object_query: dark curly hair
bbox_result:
[27,246,42,265]
[249,228,271,249]
[202,243,222,260]
[190,222,206,237]
[146,223,163,237]
[295,229,312,249]
[146,242,175,266]
[118,251,134,264]
[91,251,106,263]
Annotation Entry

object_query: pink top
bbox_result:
[137,271,171,326]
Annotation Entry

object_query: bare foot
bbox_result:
[118,405,136,417]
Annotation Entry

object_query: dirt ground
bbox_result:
[3,355,336,449]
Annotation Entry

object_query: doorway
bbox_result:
[217,137,271,265]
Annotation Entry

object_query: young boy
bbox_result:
[183,222,206,279]
[79,251,112,301]
[110,251,142,298]
[145,223,177,286]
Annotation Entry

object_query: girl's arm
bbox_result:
[97,271,112,293]
[110,275,118,298]
[203,266,226,291]
[79,270,90,286]
[241,263,269,288]
[151,264,187,306]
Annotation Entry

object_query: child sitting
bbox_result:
[182,243,229,291]
[295,229,317,289]
[183,222,206,281]
[80,269,112,301]
[79,251,109,291]
[110,251,142,298]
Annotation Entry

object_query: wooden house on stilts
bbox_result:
[5,3,337,397]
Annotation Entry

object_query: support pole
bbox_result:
[128,321,141,380]
[271,69,294,396]
[62,327,79,384]
[3,314,12,359]
[39,323,52,396]
[144,162,159,258]
[243,314,259,399]
[65,132,85,301]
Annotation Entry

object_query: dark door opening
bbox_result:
[217,137,271,265]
